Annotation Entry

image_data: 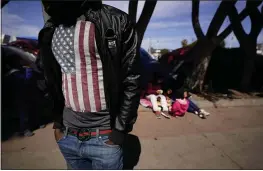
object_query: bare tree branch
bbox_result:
[192,0,205,39]
[218,0,262,41]
[246,0,263,8]
[128,0,138,24]
[1,0,9,8]
[246,1,263,38]
[206,0,238,38]
[187,0,262,92]
[217,3,257,41]
[136,0,157,46]
[228,1,248,43]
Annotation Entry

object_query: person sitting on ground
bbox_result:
[165,88,210,118]
[145,73,169,118]
[169,89,189,117]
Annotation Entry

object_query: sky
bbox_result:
[2,1,263,50]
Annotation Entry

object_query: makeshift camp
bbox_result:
[156,46,194,93]
[140,47,186,90]
[140,48,161,89]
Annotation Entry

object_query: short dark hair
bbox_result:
[175,87,188,99]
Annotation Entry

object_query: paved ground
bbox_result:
[1,106,263,169]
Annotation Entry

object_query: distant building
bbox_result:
[1,34,17,44]
[151,49,162,60]
[148,47,172,60]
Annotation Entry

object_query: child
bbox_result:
[166,88,210,118]
[169,89,189,117]
[145,74,169,118]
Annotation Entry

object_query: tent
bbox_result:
[140,47,191,91]
[157,46,194,92]
[140,48,162,89]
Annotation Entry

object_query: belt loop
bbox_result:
[96,128,99,138]
[65,127,69,137]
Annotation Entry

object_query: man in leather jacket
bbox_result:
[38,1,141,169]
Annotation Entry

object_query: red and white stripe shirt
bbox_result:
[51,20,107,113]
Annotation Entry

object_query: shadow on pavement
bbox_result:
[123,134,141,170]
[1,106,53,142]
[1,115,19,141]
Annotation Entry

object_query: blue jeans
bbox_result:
[57,130,123,170]
[187,99,200,113]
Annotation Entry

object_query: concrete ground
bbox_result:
[1,106,263,169]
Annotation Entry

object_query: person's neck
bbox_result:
[82,1,102,11]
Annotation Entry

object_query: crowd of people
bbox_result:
[140,72,210,119]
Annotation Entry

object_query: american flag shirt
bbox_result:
[52,20,108,118]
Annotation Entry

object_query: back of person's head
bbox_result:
[42,1,83,24]
[42,0,102,25]
[175,87,188,99]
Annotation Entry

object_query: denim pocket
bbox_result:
[99,136,120,148]
[56,130,67,144]
[57,136,67,144]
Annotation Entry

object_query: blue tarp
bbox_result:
[140,48,161,89]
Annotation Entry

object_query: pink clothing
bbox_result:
[170,99,189,117]
[140,99,152,108]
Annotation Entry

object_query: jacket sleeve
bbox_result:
[109,19,141,145]
[37,20,65,130]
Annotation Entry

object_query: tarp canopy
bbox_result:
[140,47,192,90]
[140,48,163,89]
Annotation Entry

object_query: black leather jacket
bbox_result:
[37,4,141,144]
